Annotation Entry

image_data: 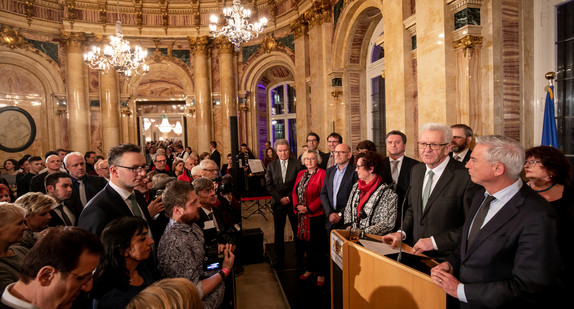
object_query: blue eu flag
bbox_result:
[541,85,559,148]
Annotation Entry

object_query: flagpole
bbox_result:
[541,71,559,148]
[545,71,555,87]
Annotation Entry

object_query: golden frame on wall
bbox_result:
[0,106,36,152]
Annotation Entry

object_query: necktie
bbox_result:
[77,179,87,207]
[454,155,461,162]
[281,160,287,183]
[57,204,73,226]
[328,153,334,167]
[422,170,434,210]
[128,193,143,218]
[467,195,495,248]
[391,160,399,188]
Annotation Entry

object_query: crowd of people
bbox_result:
[0,122,571,308]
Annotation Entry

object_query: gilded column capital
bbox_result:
[453,34,483,57]
[61,31,86,53]
[290,15,308,40]
[305,0,331,28]
[188,36,211,54]
[215,37,235,54]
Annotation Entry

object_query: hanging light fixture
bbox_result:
[209,0,268,51]
[157,118,173,133]
[173,121,183,135]
[84,0,149,77]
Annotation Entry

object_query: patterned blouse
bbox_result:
[343,182,398,235]
[158,219,224,309]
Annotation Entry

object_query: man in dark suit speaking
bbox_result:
[78,144,154,238]
[266,139,303,267]
[320,143,357,230]
[383,123,479,259]
[431,135,560,308]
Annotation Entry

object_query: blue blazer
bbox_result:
[320,163,358,229]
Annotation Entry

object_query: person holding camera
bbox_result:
[158,180,234,309]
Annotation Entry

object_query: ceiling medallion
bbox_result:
[209,0,268,51]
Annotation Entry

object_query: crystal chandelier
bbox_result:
[209,0,268,51]
[84,0,149,77]
[157,118,174,133]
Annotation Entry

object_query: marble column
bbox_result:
[215,37,236,160]
[383,0,416,153]
[189,36,213,154]
[415,0,456,125]
[305,0,332,147]
[62,31,90,153]
[290,15,310,147]
[453,33,482,132]
[99,70,120,155]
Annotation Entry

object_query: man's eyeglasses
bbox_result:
[69,269,96,285]
[417,142,449,150]
[116,165,148,173]
[334,151,350,155]
[307,139,318,142]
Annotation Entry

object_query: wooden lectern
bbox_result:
[330,230,446,309]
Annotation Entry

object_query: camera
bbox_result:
[154,189,163,199]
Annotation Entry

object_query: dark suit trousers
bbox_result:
[305,215,327,276]
[273,202,303,263]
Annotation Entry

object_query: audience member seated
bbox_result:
[172,159,185,178]
[0,185,10,203]
[126,278,202,309]
[158,180,234,309]
[0,203,29,293]
[343,151,398,235]
[14,192,56,248]
[524,145,574,295]
[1,226,103,309]
[292,150,327,286]
[91,216,157,309]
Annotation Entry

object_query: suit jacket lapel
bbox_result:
[463,187,523,259]
[424,160,456,214]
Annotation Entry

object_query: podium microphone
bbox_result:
[397,185,411,263]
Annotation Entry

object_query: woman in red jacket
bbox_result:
[292,149,327,286]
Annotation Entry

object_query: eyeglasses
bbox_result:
[356,164,368,169]
[334,151,349,155]
[304,157,317,161]
[524,160,542,166]
[116,165,148,173]
[417,142,449,150]
[307,139,318,142]
[69,269,96,285]
[155,160,167,163]
[203,168,217,172]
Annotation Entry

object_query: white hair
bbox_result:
[475,135,525,180]
[420,123,452,143]
[198,159,217,170]
[63,152,84,166]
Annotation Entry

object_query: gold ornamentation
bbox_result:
[452,35,483,57]
[215,37,235,54]
[260,34,278,53]
[61,31,86,53]
[25,0,34,26]
[98,0,108,32]
[290,15,307,39]
[0,26,31,50]
[188,36,211,54]
[66,0,76,29]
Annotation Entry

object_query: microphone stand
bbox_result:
[397,185,411,263]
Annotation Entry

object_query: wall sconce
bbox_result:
[331,89,343,99]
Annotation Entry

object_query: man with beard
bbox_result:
[450,124,473,164]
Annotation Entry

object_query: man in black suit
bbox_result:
[209,141,221,169]
[299,132,329,170]
[266,139,304,267]
[45,172,76,226]
[325,132,342,168]
[78,144,154,238]
[431,135,560,308]
[320,143,357,230]
[29,154,62,194]
[382,130,419,209]
[153,153,176,177]
[450,124,473,164]
[63,152,108,216]
[383,123,479,259]
[16,156,43,197]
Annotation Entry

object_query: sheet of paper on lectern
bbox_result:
[248,159,265,173]
[359,238,400,256]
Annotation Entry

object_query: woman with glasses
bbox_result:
[344,151,398,236]
[0,203,28,293]
[292,150,327,286]
[91,216,158,309]
[524,146,574,295]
